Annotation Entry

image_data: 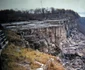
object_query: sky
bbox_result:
[0,0,85,17]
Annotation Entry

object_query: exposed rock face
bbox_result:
[19,19,78,55]
[23,26,65,51]
[60,28,85,70]
[1,18,78,55]
[1,18,81,70]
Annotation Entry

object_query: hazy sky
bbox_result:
[0,0,85,16]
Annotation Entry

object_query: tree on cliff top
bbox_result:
[0,8,80,23]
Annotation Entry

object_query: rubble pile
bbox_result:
[60,28,85,70]
[62,56,84,70]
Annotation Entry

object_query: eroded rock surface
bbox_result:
[60,28,85,70]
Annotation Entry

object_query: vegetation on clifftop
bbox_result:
[0,8,79,23]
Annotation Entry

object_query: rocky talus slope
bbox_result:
[60,28,85,70]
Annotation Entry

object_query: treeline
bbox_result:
[0,8,80,23]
